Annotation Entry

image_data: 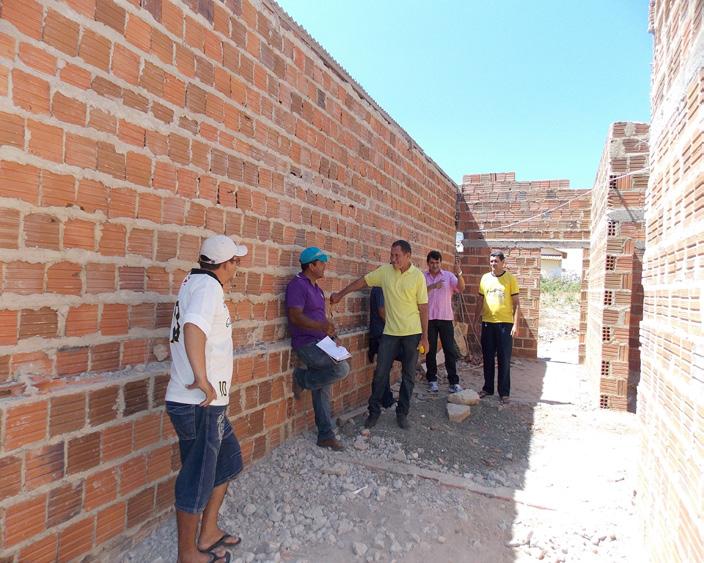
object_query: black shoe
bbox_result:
[396,413,409,429]
[317,438,345,451]
[364,413,380,428]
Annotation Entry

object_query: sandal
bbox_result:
[199,534,242,554]
[499,396,510,405]
[203,552,230,563]
[478,390,490,398]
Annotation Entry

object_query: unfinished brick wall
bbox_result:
[578,252,589,364]
[585,122,649,412]
[457,173,590,358]
[638,0,704,559]
[0,0,457,559]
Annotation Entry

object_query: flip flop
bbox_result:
[200,534,242,553]
[204,552,230,563]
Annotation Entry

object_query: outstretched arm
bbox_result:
[330,276,369,305]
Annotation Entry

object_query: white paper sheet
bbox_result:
[315,336,352,362]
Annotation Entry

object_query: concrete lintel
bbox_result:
[462,239,590,249]
[606,209,645,222]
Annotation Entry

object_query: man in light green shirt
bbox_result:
[331,240,429,429]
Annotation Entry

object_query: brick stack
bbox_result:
[457,173,591,358]
[638,0,704,559]
[585,122,649,412]
[0,0,457,559]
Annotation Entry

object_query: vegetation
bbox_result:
[540,275,581,307]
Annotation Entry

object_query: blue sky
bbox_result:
[276,0,652,189]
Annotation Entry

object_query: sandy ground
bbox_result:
[123,298,642,563]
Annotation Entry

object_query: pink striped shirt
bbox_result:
[424,270,460,321]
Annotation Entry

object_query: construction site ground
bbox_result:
[123,297,642,563]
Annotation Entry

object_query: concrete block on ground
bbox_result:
[447,389,480,406]
[447,403,471,422]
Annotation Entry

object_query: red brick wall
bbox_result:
[585,122,649,412]
[0,0,457,559]
[458,173,591,358]
[638,0,704,559]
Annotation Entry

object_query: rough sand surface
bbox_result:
[123,302,641,563]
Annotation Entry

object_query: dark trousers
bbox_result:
[369,334,420,416]
[425,320,459,385]
[369,335,400,408]
[480,322,513,397]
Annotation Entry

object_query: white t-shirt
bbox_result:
[166,270,233,406]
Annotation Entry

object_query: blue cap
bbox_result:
[299,247,329,264]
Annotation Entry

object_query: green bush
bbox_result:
[540,276,580,306]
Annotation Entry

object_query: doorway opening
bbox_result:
[537,247,583,364]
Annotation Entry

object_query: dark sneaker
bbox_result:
[364,413,380,429]
[317,438,345,451]
[396,413,409,429]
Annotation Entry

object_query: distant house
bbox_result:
[541,247,567,278]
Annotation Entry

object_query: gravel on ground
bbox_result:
[122,299,641,563]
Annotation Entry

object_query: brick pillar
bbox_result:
[586,122,649,411]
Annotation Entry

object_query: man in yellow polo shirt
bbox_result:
[331,240,429,429]
[474,251,521,404]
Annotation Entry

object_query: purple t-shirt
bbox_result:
[285,273,326,349]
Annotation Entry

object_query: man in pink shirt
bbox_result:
[424,250,465,393]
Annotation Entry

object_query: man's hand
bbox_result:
[322,319,337,337]
[453,261,463,276]
[511,324,518,338]
[419,336,429,355]
[186,377,217,407]
[330,292,342,305]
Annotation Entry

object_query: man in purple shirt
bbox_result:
[285,247,349,451]
[424,250,465,393]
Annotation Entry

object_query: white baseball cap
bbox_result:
[199,235,248,264]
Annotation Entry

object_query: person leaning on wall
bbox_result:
[165,234,249,563]
[285,246,350,451]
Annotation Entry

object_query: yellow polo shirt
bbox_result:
[479,271,519,323]
[365,264,428,336]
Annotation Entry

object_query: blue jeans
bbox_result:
[369,334,420,416]
[481,322,513,397]
[166,402,243,514]
[294,343,350,441]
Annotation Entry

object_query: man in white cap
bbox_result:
[166,234,248,563]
